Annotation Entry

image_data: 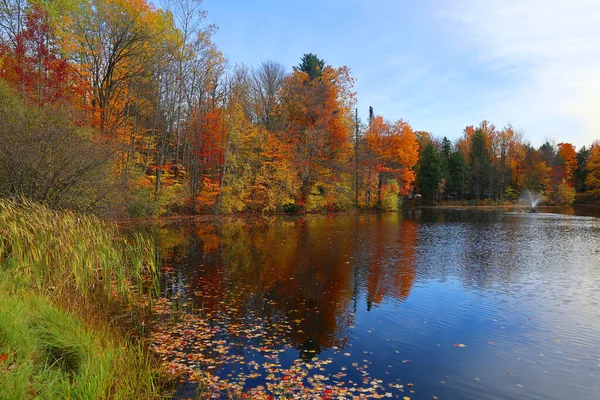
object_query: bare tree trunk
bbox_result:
[250,144,262,206]
[366,165,372,206]
[354,108,359,208]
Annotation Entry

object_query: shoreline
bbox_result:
[115,203,600,225]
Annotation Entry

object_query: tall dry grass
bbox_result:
[0,198,157,306]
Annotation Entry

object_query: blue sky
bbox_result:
[201,0,600,149]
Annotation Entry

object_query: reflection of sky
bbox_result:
[372,211,600,399]
[356,277,600,399]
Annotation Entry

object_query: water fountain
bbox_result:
[525,189,541,213]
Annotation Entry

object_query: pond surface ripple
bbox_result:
[143,208,600,399]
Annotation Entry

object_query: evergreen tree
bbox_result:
[539,141,557,166]
[297,53,325,80]
[440,137,451,195]
[539,141,559,186]
[470,128,491,200]
[417,143,443,202]
[448,150,469,199]
[441,137,452,158]
[575,145,590,192]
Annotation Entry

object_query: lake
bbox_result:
[144,207,600,399]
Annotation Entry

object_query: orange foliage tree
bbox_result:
[277,63,355,204]
[364,115,419,207]
[557,142,577,187]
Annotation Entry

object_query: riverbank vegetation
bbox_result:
[0,198,158,398]
[1,0,599,219]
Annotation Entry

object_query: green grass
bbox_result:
[0,198,160,399]
[0,290,156,399]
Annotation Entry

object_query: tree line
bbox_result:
[416,122,600,206]
[1,0,599,216]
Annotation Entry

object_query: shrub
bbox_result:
[0,82,118,214]
[380,180,402,211]
[281,202,302,214]
[552,180,576,206]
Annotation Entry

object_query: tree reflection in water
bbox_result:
[155,213,417,358]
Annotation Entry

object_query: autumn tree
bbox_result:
[365,115,419,207]
[0,3,83,107]
[456,125,475,165]
[0,0,28,93]
[552,179,575,206]
[500,127,527,197]
[277,57,356,207]
[585,142,600,199]
[144,0,226,209]
[240,60,290,209]
[523,146,551,195]
[71,0,163,136]
[557,142,577,187]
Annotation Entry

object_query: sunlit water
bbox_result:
[141,208,600,399]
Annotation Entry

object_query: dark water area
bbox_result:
[143,207,600,399]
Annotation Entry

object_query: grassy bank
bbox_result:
[0,199,159,399]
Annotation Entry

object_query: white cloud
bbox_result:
[439,0,600,148]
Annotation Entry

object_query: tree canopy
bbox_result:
[0,1,598,215]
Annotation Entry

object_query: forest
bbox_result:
[1,0,600,217]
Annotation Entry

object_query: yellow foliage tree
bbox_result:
[585,142,600,198]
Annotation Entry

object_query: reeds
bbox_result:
[0,198,157,304]
[0,198,160,398]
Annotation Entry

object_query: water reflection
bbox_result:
[155,214,417,357]
[140,208,600,400]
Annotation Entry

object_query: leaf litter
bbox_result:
[151,274,410,399]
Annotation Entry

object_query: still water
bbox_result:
[146,208,600,399]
